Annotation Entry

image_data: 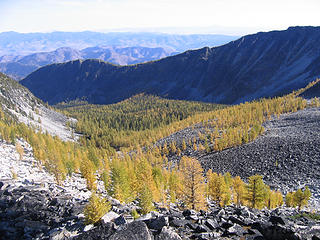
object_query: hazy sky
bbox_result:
[1,0,320,35]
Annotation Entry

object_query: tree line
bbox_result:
[83,155,311,224]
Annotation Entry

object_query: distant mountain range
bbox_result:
[0,31,237,80]
[0,46,176,80]
[0,31,237,56]
[21,26,320,105]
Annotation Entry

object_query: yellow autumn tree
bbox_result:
[179,156,206,210]
[84,192,111,224]
[136,158,159,202]
[207,170,230,207]
[15,142,24,160]
[152,166,168,207]
[170,141,177,154]
[285,192,295,207]
[162,144,169,156]
[245,175,267,209]
[181,139,187,151]
[264,187,283,209]
[275,190,284,207]
[233,176,245,207]
[80,157,97,190]
[168,168,182,204]
[293,187,311,210]
[109,157,132,203]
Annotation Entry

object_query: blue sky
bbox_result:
[1,0,320,35]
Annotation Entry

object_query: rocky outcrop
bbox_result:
[0,73,77,141]
[0,137,91,240]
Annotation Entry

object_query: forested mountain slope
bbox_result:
[22,26,320,105]
[56,94,223,150]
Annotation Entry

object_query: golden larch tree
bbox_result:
[245,175,267,209]
[179,156,206,210]
[233,176,245,207]
[207,170,230,207]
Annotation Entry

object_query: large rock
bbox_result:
[229,216,246,226]
[224,223,247,237]
[182,209,197,217]
[101,211,120,224]
[114,215,127,226]
[156,227,182,240]
[269,215,287,226]
[204,218,219,230]
[253,221,300,240]
[194,224,211,233]
[169,218,188,228]
[109,221,152,240]
[144,216,169,231]
[74,222,116,240]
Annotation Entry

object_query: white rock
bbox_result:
[77,213,85,219]
[137,213,153,221]
[150,211,161,218]
[83,224,94,232]
[101,211,120,224]
[110,197,121,206]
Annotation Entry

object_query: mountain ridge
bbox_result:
[0,31,237,56]
[0,46,175,80]
[21,26,320,105]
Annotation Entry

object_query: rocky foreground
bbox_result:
[1,180,320,240]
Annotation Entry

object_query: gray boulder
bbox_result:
[144,216,169,231]
[156,227,182,240]
[109,221,152,240]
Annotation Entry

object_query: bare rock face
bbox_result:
[0,73,77,141]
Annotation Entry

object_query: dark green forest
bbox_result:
[56,94,223,151]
